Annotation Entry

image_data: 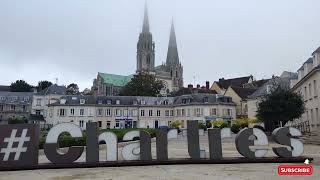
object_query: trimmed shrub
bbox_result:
[231,124,241,134]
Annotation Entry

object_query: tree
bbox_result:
[66,83,80,95]
[8,117,27,124]
[10,80,33,92]
[256,86,305,132]
[119,73,164,96]
[37,80,53,91]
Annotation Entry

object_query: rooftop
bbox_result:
[98,72,134,87]
[215,75,253,89]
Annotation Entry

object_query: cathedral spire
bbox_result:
[166,19,179,65]
[142,2,150,33]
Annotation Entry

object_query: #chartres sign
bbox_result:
[0,121,309,171]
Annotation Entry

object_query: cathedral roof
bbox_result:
[98,72,133,87]
[142,2,150,33]
[166,20,179,65]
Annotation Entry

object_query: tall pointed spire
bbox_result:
[142,1,150,33]
[166,19,179,65]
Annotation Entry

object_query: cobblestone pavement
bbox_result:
[0,134,319,180]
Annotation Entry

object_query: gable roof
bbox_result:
[98,72,134,87]
[229,86,256,99]
[243,79,269,89]
[215,75,253,89]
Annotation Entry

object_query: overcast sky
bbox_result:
[0,0,320,90]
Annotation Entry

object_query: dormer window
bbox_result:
[72,96,77,100]
[141,100,146,105]
[98,100,103,104]
[107,99,112,105]
[163,100,168,105]
[116,100,120,105]
[203,97,208,103]
[80,99,85,104]
[23,97,29,102]
[60,99,66,104]
[133,100,138,105]
[0,96,5,101]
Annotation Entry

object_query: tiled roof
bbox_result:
[38,84,67,95]
[230,86,256,99]
[243,79,270,89]
[98,72,134,87]
[216,75,253,89]
[0,85,10,92]
[173,87,217,96]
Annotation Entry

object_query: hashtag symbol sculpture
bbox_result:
[0,129,30,161]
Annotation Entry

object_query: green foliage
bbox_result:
[119,73,164,97]
[211,119,224,128]
[10,80,33,92]
[37,80,53,91]
[66,83,80,95]
[257,86,305,131]
[233,118,249,128]
[170,121,182,128]
[198,121,207,129]
[8,117,27,124]
[39,128,157,149]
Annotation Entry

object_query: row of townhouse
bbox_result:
[46,94,236,129]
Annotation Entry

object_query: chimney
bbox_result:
[197,84,200,89]
[205,81,210,90]
[188,84,193,89]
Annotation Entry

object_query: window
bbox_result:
[141,110,145,116]
[98,100,103,104]
[309,83,312,99]
[181,109,185,116]
[0,105,3,111]
[157,110,161,117]
[79,120,84,128]
[187,109,190,117]
[163,100,168,105]
[141,100,146,105]
[165,110,169,117]
[97,109,103,116]
[106,109,111,116]
[210,108,217,116]
[149,110,153,116]
[70,109,75,116]
[22,105,26,111]
[59,109,66,116]
[115,121,120,128]
[106,121,111,129]
[80,109,84,116]
[115,109,122,116]
[0,96,5,101]
[123,109,128,116]
[116,100,120,105]
[195,108,202,117]
[266,85,272,94]
[98,121,102,128]
[36,99,41,106]
[10,105,16,111]
[304,86,307,100]
[314,80,317,97]
[203,97,208,103]
[176,109,181,116]
[80,99,85,104]
[23,97,29,102]
[227,109,232,116]
[35,110,41,115]
[132,109,138,116]
[107,100,112,105]
[170,110,174,116]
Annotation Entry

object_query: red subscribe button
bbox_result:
[278,165,313,175]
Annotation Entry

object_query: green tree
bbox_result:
[37,80,53,91]
[256,86,305,132]
[8,117,27,124]
[66,83,80,95]
[119,73,164,96]
[10,80,33,92]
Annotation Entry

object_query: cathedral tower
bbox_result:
[166,21,183,90]
[136,3,155,74]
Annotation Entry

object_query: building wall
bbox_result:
[247,98,261,119]
[224,87,242,116]
[46,104,236,130]
[290,71,320,130]
[210,83,223,95]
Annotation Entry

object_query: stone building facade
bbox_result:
[289,47,320,132]
[92,4,183,96]
[0,91,33,124]
[46,94,236,130]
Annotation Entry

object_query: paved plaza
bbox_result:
[0,134,319,180]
